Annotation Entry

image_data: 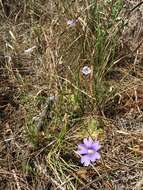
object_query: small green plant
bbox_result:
[25,122,39,147]
[88,118,104,138]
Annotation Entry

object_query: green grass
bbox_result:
[90,0,124,102]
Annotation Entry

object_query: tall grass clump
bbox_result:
[90,0,124,104]
[53,1,125,115]
[30,0,125,188]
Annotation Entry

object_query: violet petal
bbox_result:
[83,137,93,148]
[92,141,101,151]
[77,144,88,154]
[90,152,101,162]
[81,155,91,166]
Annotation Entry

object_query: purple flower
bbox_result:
[81,66,91,76]
[77,138,101,166]
[67,19,76,27]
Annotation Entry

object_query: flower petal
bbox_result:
[92,141,101,151]
[67,19,76,27]
[82,66,91,76]
[94,152,101,160]
[81,155,91,166]
[90,152,101,162]
[77,144,88,155]
[83,137,93,148]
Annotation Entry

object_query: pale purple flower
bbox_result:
[81,66,91,76]
[67,19,76,27]
[77,138,101,166]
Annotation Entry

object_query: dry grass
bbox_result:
[0,0,143,190]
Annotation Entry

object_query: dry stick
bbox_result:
[113,38,143,71]
[55,177,75,190]
[12,170,21,190]
[56,75,96,101]
[133,39,143,54]
[35,140,56,158]
[129,2,143,14]
[79,172,108,190]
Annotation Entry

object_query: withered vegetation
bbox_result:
[0,1,143,190]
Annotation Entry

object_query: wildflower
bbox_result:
[81,66,91,76]
[67,19,76,27]
[77,137,101,166]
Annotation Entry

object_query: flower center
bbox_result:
[88,149,94,155]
